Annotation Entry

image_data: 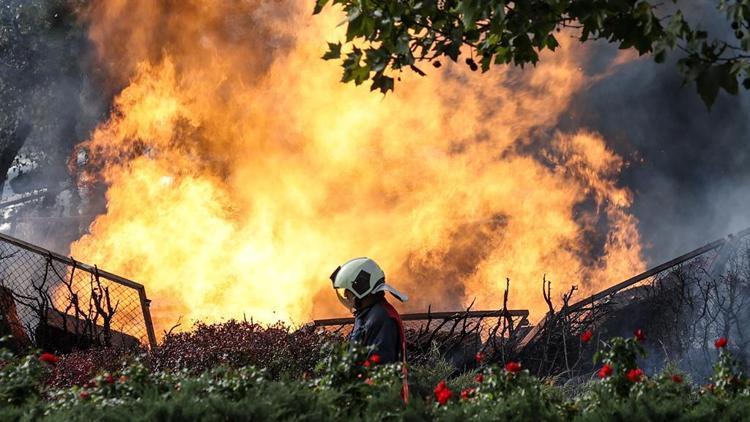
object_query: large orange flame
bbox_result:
[70,1,644,335]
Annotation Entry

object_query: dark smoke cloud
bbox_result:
[557,3,750,266]
[0,0,108,253]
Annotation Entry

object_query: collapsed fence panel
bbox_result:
[518,227,750,380]
[0,232,156,352]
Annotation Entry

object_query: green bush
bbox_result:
[1,331,750,421]
[0,343,44,407]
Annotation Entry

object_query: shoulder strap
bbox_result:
[381,300,409,404]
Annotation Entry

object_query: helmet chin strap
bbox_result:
[352,292,387,315]
[353,296,367,311]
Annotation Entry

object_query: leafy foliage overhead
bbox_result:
[314,0,750,107]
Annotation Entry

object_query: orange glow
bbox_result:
[70,1,644,335]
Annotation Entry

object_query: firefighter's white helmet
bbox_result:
[330,257,408,309]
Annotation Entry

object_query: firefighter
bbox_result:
[330,257,410,401]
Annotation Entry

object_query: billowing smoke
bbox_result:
[558,2,750,265]
[0,0,108,252]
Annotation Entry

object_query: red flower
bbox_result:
[634,329,646,342]
[626,368,644,383]
[119,375,128,383]
[104,373,115,384]
[460,387,475,400]
[580,330,593,344]
[434,380,448,395]
[79,390,90,400]
[504,361,522,373]
[369,354,381,364]
[474,373,484,383]
[715,337,728,349]
[598,364,613,379]
[436,388,452,405]
[39,353,60,365]
[671,374,683,384]
[475,352,485,363]
[434,380,452,406]
[364,378,373,385]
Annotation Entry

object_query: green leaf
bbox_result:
[322,42,342,60]
[545,35,559,51]
[371,73,395,93]
[696,65,721,108]
[480,54,492,71]
[494,46,511,64]
[458,0,481,30]
[365,48,391,72]
[438,40,461,61]
[341,49,371,85]
[716,62,739,95]
[666,11,687,39]
[346,10,364,41]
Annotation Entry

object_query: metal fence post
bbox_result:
[138,287,158,348]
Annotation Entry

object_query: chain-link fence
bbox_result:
[518,227,750,379]
[0,232,156,352]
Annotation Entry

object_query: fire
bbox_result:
[70,0,644,335]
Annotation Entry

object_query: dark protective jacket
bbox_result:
[349,297,403,363]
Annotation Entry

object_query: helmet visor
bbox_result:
[335,288,355,312]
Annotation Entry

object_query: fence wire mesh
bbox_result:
[0,233,156,352]
[518,227,750,379]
